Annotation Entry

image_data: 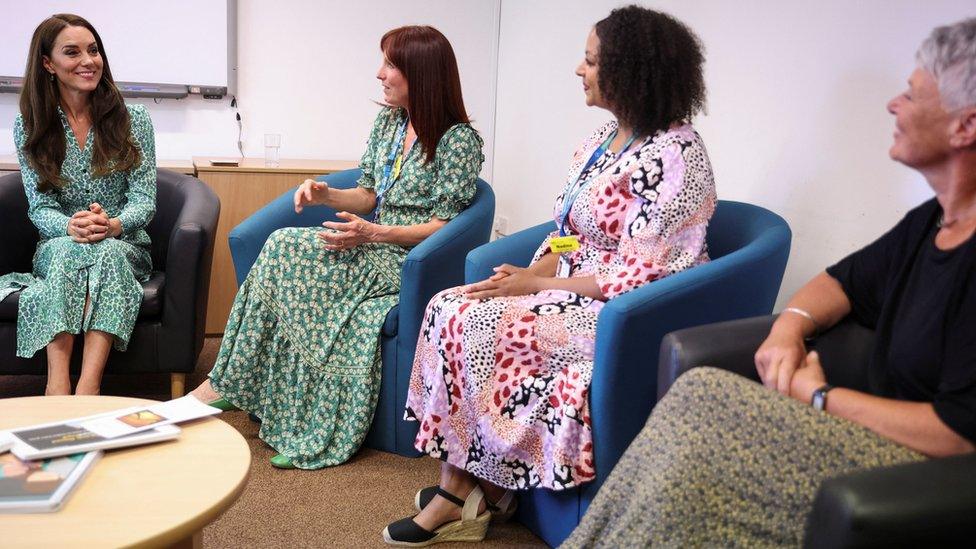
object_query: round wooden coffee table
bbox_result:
[0,396,250,548]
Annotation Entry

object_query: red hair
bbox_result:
[381,26,470,163]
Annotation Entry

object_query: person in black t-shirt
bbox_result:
[754,18,976,457]
[562,17,976,548]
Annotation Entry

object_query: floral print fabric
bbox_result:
[406,121,716,490]
[208,107,483,469]
[0,105,156,357]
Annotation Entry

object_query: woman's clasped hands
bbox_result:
[465,264,543,299]
[67,202,119,243]
[754,328,826,403]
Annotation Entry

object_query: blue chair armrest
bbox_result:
[584,219,791,504]
[393,179,495,452]
[464,221,556,283]
[397,180,495,341]
[228,169,364,286]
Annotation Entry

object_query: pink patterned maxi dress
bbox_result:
[405,121,717,490]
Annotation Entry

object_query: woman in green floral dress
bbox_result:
[190,25,484,470]
[0,15,156,396]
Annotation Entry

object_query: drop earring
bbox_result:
[50,73,55,82]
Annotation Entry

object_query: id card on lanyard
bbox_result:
[550,129,636,254]
[375,118,409,217]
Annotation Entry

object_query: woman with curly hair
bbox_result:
[0,14,155,395]
[564,16,976,548]
[382,6,716,546]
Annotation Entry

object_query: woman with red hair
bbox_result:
[190,25,484,470]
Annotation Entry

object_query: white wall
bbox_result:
[0,0,501,180]
[3,0,973,308]
[492,0,973,308]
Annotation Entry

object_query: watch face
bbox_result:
[812,385,831,411]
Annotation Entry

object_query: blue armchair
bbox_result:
[228,168,495,456]
[464,200,792,546]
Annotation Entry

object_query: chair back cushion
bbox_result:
[0,169,184,274]
[0,173,39,275]
[811,317,875,392]
[707,200,789,260]
[146,169,188,269]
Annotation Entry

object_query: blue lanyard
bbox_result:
[558,129,637,237]
[376,118,409,212]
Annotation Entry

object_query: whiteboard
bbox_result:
[0,0,234,89]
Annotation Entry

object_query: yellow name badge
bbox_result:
[549,235,581,253]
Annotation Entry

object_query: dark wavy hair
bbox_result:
[594,6,706,136]
[20,13,140,193]
[380,25,471,163]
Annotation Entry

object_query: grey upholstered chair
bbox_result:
[0,169,220,397]
[658,316,976,548]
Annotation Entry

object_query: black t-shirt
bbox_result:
[826,198,976,443]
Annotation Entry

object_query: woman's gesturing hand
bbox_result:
[294,179,330,213]
[464,264,541,299]
[754,326,809,396]
[317,211,378,251]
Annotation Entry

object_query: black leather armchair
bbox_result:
[0,169,220,398]
[657,316,976,548]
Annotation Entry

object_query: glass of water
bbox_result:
[264,133,281,167]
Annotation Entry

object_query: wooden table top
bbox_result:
[193,156,358,174]
[0,155,357,176]
[0,155,196,175]
[0,154,18,171]
[0,396,250,548]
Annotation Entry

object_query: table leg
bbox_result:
[169,530,202,549]
[171,373,187,399]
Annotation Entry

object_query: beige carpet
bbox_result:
[0,338,548,548]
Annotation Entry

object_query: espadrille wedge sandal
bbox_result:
[415,485,517,523]
[383,486,491,546]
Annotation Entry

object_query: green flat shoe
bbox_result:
[208,397,239,412]
[270,454,296,469]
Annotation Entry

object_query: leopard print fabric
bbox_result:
[405,123,716,490]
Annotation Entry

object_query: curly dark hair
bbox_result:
[594,6,706,136]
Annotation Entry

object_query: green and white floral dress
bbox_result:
[0,105,156,357]
[208,107,484,469]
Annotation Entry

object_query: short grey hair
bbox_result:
[916,17,976,110]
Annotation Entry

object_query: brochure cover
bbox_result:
[5,419,180,461]
[77,396,221,438]
[0,451,101,513]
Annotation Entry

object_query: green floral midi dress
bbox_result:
[208,107,484,469]
[0,105,156,357]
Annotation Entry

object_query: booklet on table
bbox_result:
[1,396,220,461]
[3,419,180,461]
[0,451,101,513]
[76,396,221,438]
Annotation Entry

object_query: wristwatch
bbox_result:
[811,384,834,411]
